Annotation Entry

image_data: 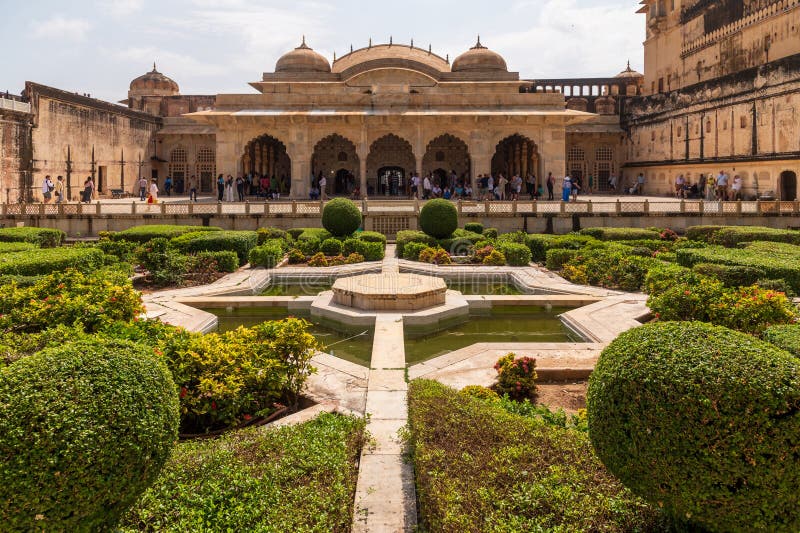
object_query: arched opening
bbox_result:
[492,134,540,185]
[168,147,188,192]
[311,134,359,197]
[367,134,415,197]
[242,135,291,196]
[780,170,798,201]
[196,147,216,193]
[422,134,470,189]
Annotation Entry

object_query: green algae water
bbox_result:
[260,283,332,296]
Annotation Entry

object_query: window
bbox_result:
[568,146,585,162]
[677,126,683,138]
[169,148,189,184]
[196,147,215,193]
[435,151,445,162]
[740,116,748,129]
[706,120,712,133]
[596,147,613,161]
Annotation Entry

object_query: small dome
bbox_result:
[616,61,643,79]
[451,37,508,73]
[276,37,331,73]
[129,63,180,95]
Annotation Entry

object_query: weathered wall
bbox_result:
[26,83,161,201]
[0,100,33,203]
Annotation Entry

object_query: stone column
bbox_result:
[290,158,310,199]
[359,154,368,197]
[215,130,239,178]
[521,142,529,177]
[540,126,566,182]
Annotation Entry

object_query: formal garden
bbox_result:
[0,197,799,531]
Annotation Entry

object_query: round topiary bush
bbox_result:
[320,238,344,256]
[587,321,800,532]
[0,338,180,530]
[419,199,458,239]
[322,198,362,237]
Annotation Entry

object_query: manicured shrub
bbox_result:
[493,353,537,401]
[396,230,436,258]
[256,227,291,246]
[320,238,344,256]
[418,247,452,265]
[647,277,726,322]
[308,252,328,267]
[356,231,387,245]
[328,255,346,267]
[288,248,306,264]
[545,248,578,271]
[322,198,362,237]
[192,251,240,273]
[408,380,665,532]
[763,325,800,357]
[0,337,179,531]
[171,230,258,264]
[498,242,532,266]
[0,242,37,254]
[343,238,384,261]
[248,241,285,269]
[403,241,429,261]
[297,236,321,256]
[567,246,659,292]
[0,226,65,248]
[96,238,139,263]
[579,227,661,241]
[496,231,528,245]
[345,252,365,264]
[482,249,506,266]
[588,322,800,532]
[436,237,473,256]
[693,262,766,287]
[643,263,704,294]
[685,225,727,242]
[464,222,484,234]
[419,198,458,239]
[709,226,800,247]
[110,224,221,243]
[287,228,305,240]
[137,238,188,286]
[121,413,365,532]
[709,285,798,334]
[0,246,105,276]
[451,228,484,243]
[459,385,499,402]
[527,233,596,263]
[482,227,499,240]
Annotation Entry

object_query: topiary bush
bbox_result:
[403,241,429,261]
[322,198,362,237]
[320,238,344,256]
[256,227,291,246]
[693,262,766,288]
[0,337,179,531]
[0,247,106,276]
[110,224,221,243]
[579,227,661,241]
[464,222,484,235]
[396,230,436,258]
[545,248,578,271]
[171,230,258,264]
[419,199,458,239]
[588,322,800,532]
[248,241,285,269]
[0,226,65,248]
[343,238,384,261]
[137,238,188,286]
[709,226,800,247]
[497,242,532,266]
[193,250,239,273]
[357,231,387,245]
[482,228,498,240]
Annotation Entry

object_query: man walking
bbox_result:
[138,176,148,201]
[54,176,64,204]
[547,172,555,201]
[637,173,645,195]
[41,175,54,203]
[319,175,328,201]
[188,175,198,202]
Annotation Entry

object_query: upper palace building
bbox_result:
[1,0,798,202]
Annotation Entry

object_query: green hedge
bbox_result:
[588,322,800,532]
[545,248,578,271]
[408,380,664,532]
[256,227,291,246]
[579,227,661,241]
[193,250,239,273]
[0,247,106,276]
[357,231,387,245]
[0,227,65,248]
[464,222,484,234]
[497,242,532,266]
[320,238,344,256]
[419,199,458,239]
[677,242,800,292]
[171,230,258,264]
[693,262,766,288]
[0,242,38,254]
[110,224,221,243]
[343,239,384,261]
[0,337,179,531]
[685,225,727,242]
[248,241,285,269]
[396,230,436,258]
[709,226,800,247]
[402,241,429,261]
[526,234,596,263]
[322,198,362,237]
[121,413,365,532]
[763,325,800,358]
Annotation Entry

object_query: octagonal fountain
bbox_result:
[332,273,447,311]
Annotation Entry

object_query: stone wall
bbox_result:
[0,100,33,203]
[25,83,161,201]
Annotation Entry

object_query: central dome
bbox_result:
[129,64,180,96]
[275,37,331,73]
[332,43,451,75]
[451,37,508,73]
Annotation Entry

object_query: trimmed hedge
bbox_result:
[0,247,106,276]
[709,226,800,247]
[0,338,179,531]
[320,238,344,256]
[356,231,387,245]
[110,224,221,243]
[402,241,429,261]
[248,241,285,268]
[0,227,65,248]
[193,250,239,273]
[464,222,484,234]
[497,242,532,266]
[396,230,436,258]
[526,234,596,263]
[322,198,362,237]
[545,248,578,271]
[693,262,766,288]
[408,380,664,532]
[763,325,800,358]
[588,322,800,532]
[256,227,291,246]
[419,199,458,239]
[0,242,38,254]
[579,227,661,241]
[171,230,258,264]
[343,239,385,261]
[685,225,726,242]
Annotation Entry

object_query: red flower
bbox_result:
[243,414,253,421]
[684,290,691,296]
[179,387,187,398]
[211,401,217,410]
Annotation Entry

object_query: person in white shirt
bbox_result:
[497,174,508,200]
[410,174,420,199]
[319,176,327,200]
[716,171,728,200]
[41,176,54,203]
[422,175,432,199]
[675,175,686,198]
[731,175,743,201]
[149,179,159,204]
[486,175,495,201]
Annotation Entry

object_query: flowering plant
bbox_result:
[493,353,538,401]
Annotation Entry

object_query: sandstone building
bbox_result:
[0,0,798,202]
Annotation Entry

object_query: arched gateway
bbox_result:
[242,135,291,195]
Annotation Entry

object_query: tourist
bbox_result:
[731,175,743,201]
[217,174,225,202]
[571,176,581,201]
[423,175,432,199]
[188,175,198,202]
[225,175,235,202]
[497,174,508,200]
[587,174,594,194]
[138,176,148,201]
[443,187,452,200]
[54,175,64,204]
[41,175,53,204]
[609,173,618,192]
[547,172,555,200]
[527,174,536,199]
[236,175,245,201]
[486,175,495,201]
[698,174,707,199]
[561,175,573,202]
[149,178,158,204]
[716,170,728,200]
[319,174,327,200]
[309,186,320,200]
[432,183,443,198]
[675,175,686,198]
[511,175,523,201]
[464,183,473,198]
[164,175,173,197]
[636,173,645,195]
[82,177,95,204]
[351,185,361,200]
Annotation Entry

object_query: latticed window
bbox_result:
[168,148,189,182]
[196,147,216,193]
[568,146,585,161]
[596,146,613,161]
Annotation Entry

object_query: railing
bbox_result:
[2,199,800,218]
[0,97,31,113]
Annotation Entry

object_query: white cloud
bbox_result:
[31,16,91,42]
[98,0,145,17]
[103,46,229,78]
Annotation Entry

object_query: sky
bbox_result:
[0,0,645,103]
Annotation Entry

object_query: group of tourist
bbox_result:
[40,175,97,204]
[673,171,744,201]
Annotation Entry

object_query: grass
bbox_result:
[407,380,668,533]
[121,412,366,532]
